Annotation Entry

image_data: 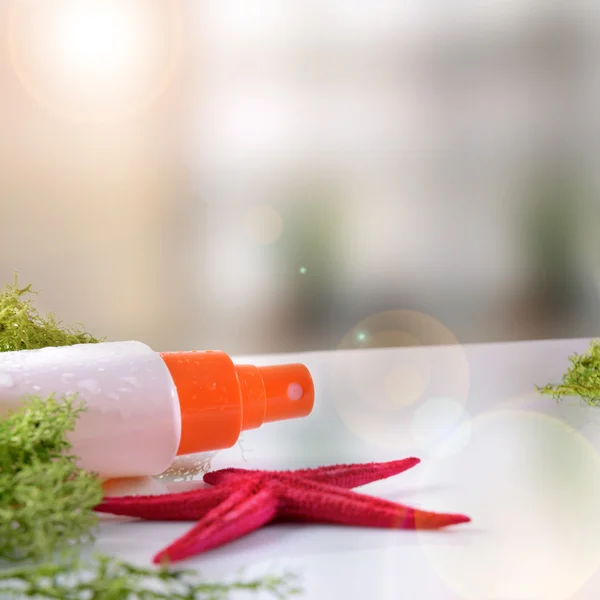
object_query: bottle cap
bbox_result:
[159,351,314,456]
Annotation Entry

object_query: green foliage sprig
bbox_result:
[0,279,104,562]
[0,278,103,352]
[537,340,600,406]
[0,395,103,563]
[0,555,301,599]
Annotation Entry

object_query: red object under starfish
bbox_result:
[96,458,470,564]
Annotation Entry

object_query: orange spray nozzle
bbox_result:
[159,351,314,456]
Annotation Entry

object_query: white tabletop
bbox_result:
[96,338,600,599]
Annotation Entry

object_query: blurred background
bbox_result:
[0,0,599,355]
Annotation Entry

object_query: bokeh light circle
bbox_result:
[337,310,462,350]
[418,409,600,600]
[330,311,470,454]
[383,363,429,409]
[7,0,183,121]
[243,204,284,245]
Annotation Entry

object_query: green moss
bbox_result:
[0,278,104,562]
[0,396,103,562]
[538,340,600,406]
[0,277,102,353]
[0,555,301,599]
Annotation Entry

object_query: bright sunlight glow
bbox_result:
[58,5,140,77]
[8,0,180,119]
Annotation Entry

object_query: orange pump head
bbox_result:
[159,351,314,456]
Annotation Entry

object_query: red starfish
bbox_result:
[95,458,470,564]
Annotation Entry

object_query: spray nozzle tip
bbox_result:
[256,363,314,423]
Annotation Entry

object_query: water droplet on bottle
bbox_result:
[33,385,41,392]
[120,376,140,388]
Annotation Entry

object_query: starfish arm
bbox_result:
[203,458,420,489]
[153,481,278,564]
[289,458,421,488]
[280,479,470,530]
[94,485,233,521]
[203,468,252,486]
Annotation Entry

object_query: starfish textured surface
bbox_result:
[96,459,470,564]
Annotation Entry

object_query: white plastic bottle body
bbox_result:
[0,341,181,479]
